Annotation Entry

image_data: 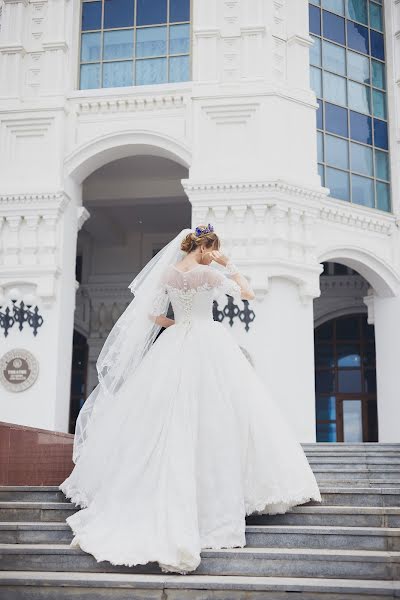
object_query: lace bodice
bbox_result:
[152,264,242,326]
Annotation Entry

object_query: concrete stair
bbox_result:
[1,443,400,599]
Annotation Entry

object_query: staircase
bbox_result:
[1,443,400,599]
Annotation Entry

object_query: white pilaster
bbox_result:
[370,293,400,442]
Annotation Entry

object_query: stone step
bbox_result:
[309,457,400,465]
[317,480,400,489]
[1,544,399,580]
[302,444,400,450]
[0,489,398,523]
[1,572,399,600]
[0,487,65,503]
[247,505,400,528]
[1,521,399,551]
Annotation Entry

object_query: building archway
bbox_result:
[69,149,191,432]
[314,260,378,442]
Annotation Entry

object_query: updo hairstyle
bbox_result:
[180,226,220,254]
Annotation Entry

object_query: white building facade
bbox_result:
[0,0,399,444]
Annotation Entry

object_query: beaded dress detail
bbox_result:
[59,263,322,575]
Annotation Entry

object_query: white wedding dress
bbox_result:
[59,262,322,574]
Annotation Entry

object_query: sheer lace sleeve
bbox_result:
[207,268,243,304]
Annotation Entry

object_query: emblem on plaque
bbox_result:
[0,349,39,392]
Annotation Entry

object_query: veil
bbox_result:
[72,227,193,464]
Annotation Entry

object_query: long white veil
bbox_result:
[72,227,193,464]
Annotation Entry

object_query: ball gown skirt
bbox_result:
[59,266,322,575]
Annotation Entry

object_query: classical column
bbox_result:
[370,293,400,442]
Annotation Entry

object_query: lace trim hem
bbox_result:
[59,479,89,509]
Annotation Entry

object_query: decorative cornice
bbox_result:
[74,94,188,115]
[182,179,329,201]
[319,204,395,236]
[0,192,70,217]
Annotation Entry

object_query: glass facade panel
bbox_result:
[343,400,363,442]
[326,166,350,200]
[79,0,191,89]
[348,80,371,113]
[325,134,349,169]
[103,30,134,60]
[347,50,370,83]
[352,173,375,207]
[309,0,391,212]
[351,141,373,175]
[323,40,346,74]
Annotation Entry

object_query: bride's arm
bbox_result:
[225,262,256,301]
[208,250,255,300]
[148,313,175,328]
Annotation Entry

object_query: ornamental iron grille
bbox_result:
[0,300,44,337]
[213,296,255,332]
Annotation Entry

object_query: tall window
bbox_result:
[79,0,191,89]
[314,314,378,442]
[309,0,391,212]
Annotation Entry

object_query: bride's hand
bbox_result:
[209,250,229,267]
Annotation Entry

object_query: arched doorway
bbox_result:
[69,152,191,431]
[314,314,378,442]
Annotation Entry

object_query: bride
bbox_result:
[59,224,322,575]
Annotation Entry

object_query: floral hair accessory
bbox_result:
[194,223,214,237]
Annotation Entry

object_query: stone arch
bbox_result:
[318,246,400,298]
[64,130,192,184]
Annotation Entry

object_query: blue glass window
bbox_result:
[373,119,388,149]
[316,422,337,442]
[169,55,190,82]
[103,61,133,87]
[318,163,325,185]
[372,89,386,119]
[317,131,324,162]
[372,59,385,88]
[352,174,374,207]
[375,149,389,180]
[170,0,190,22]
[317,99,323,128]
[350,110,372,144]
[326,166,350,200]
[325,102,348,136]
[376,181,390,211]
[348,81,371,114]
[104,0,134,29]
[351,142,373,175]
[80,63,101,89]
[311,67,322,97]
[316,395,336,419]
[82,2,102,31]
[322,0,344,14]
[347,0,368,24]
[309,0,390,211]
[324,72,347,105]
[79,0,191,89]
[170,24,190,54]
[369,2,383,31]
[81,32,101,62]
[136,0,167,25]
[103,30,134,60]
[325,134,349,169]
[310,35,322,66]
[347,21,369,54]
[370,30,384,60]
[322,40,346,74]
[323,11,345,44]
[136,57,167,85]
[136,26,167,57]
[309,5,321,35]
[347,50,370,83]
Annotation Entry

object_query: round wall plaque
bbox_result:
[0,349,39,392]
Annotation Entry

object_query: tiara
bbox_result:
[194,223,214,237]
